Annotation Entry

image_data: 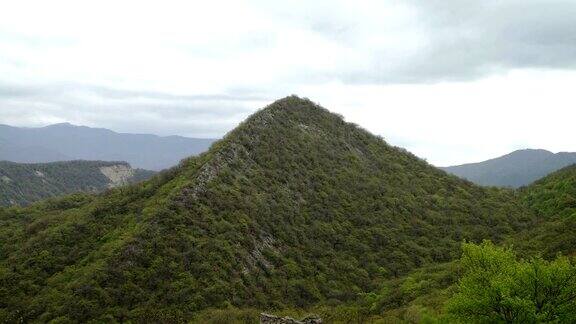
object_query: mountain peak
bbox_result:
[251,95,330,120]
[266,95,315,109]
[508,148,553,157]
[45,122,76,128]
[442,148,576,187]
[238,95,337,132]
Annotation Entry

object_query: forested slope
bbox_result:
[359,164,576,322]
[0,96,534,322]
[0,160,154,206]
[513,164,576,257]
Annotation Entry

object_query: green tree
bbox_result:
[447,241,576,323]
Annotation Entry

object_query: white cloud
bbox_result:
[0,0,575,166]
[296,70,576,166]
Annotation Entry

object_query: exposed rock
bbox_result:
[99,164,135,188]
[296,122,324,137]
[34,170,45,177]
[242,233,279,274]
[176,142,255,205]
[260,313,322,324]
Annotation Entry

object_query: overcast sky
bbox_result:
[1,0,575,166]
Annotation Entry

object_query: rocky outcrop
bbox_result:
[242,233,279,275]
[260,313,322,324]
[99,164,135,188]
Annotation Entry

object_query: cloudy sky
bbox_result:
[1,0,575,166]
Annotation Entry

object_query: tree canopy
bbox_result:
[448,241,576,323]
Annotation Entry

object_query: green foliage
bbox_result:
[513,165,576,258]
[447,241,576,323]
[522,164,576,219]
[365,262,457,314]
[0,97,533,322]
[0,160,154,206]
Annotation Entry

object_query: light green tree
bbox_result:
[447,241,576,323]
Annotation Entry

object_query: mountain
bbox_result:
[0,160,155,206]
[0,96,533,322]
[441,149,576,188]
[0,123,216,170]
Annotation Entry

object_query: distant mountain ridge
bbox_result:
[0,160,155,206]
[441,149,576,188]
[0,123,216,170]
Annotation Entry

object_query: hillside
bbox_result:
[0,96,533,322]
[356,165,576,322]
[512,164,576,257]
[0,123,216,170]
[0,160,155,206]
[441,149,576,188]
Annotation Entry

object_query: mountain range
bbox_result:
[0,123,216,171]
[0,160,154,207]
[441,149,576,188]
[0,96,538,322]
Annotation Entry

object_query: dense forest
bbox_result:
[0,160,154,206]
[513,165,576,258]
[0,97,574,323]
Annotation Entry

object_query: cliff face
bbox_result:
[99,164,136,188]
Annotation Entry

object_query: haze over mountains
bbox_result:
[0,123,216,171]
[442,149,576,188]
